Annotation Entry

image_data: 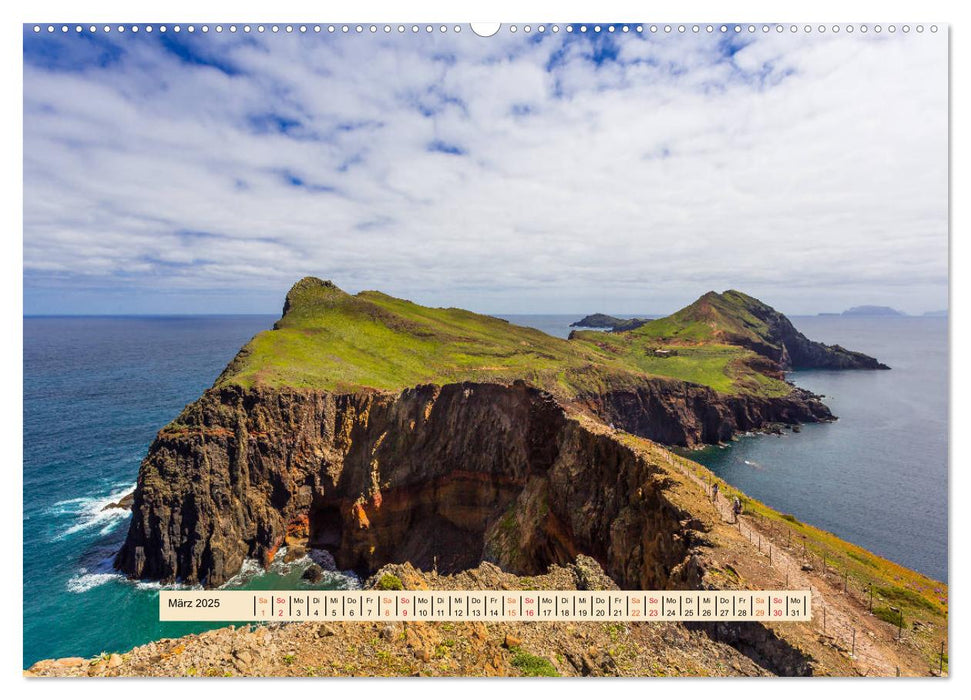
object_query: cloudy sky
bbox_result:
[23,25,948,316]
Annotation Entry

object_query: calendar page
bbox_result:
[20,15,948,681]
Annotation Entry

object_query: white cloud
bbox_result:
[23,28,948,315]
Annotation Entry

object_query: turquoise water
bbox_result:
[22,316,359,667]
[23,314,947,666]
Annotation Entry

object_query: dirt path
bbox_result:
[663,451,930,677]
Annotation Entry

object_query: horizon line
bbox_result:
[22,311,946,319]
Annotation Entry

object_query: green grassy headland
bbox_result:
[216,278,793,398]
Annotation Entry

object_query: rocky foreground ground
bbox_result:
[26,558,770,678]
[26,519,946,680]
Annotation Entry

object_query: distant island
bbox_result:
[923,309,948,317]
[818,306,908,317]
[840,305,906,317]
[569,313,652,331]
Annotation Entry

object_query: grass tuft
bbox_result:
[510,648,560,677]
[376,573,403,591]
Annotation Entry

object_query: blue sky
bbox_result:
[23,25,948,315]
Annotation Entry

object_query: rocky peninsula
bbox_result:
[574,290,890,371]
[29,278,947,678]
[115,279,865,588]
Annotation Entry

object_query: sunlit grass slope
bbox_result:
[633,290,778,345]
[568,331,791,397]
[215,278,793,398]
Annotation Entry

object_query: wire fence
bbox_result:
[659,450,947,677]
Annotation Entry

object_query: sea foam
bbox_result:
[49,482,136,541]
[66,571,122,593]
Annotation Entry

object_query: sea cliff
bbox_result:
[115,279,846,587]
[117,381,715,588]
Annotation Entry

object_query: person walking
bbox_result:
[712,482,719,503]
[732,496,742,523]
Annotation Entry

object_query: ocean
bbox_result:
[22,316,358,667]
[22,313,947,665]
[688,316,949,584]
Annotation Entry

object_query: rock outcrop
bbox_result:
[101,491,135,512]
[673,291,890,370]
[579,383,831,445]
[116,381,716,588]
[570,313,649,331]
[749,306,891,370]
[570,313,626,328]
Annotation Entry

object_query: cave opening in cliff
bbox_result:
[308,504,343,549]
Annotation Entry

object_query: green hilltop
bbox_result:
[634,290,782,346]
[216,278,880,398]
[574,289,889,373]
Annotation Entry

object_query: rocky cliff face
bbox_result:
[750,310,890,370]
[116,372,835,587]
[117,381,720,588]
[579,382,832,445]
[701,291,890,370]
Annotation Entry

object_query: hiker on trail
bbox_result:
[712,482,719,502]
[732,497,742,523]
